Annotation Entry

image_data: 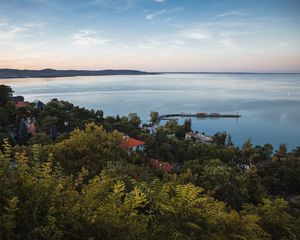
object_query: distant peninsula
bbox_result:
[0,68,157,79]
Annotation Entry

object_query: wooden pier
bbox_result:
[158,112,241,121]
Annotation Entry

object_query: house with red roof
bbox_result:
[149,159,173,173]
[121,136,145,152]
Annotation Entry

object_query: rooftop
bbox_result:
[15,102,31,108]
[149,159,173,173]
[122,136,145,149]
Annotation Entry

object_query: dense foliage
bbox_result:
[1,85,300,239]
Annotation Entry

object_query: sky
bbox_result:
[0,0,299,72]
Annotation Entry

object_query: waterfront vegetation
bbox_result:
[1,84,300,239]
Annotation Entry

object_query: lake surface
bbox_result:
[2,73,300,150]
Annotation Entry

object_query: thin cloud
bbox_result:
[219,38,240,51]
[219,30,258,37]
[173,20,247,51]
[154,0,166,2]
[0,20,44,44]
[149,37,185,47]
[216,11,244,18]
[141,13,264,52]
[179,28,211,40]
[91,0,136,12]
[72,29,112,46]
[146,8,182,20]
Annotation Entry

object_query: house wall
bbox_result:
[132,145,144,151]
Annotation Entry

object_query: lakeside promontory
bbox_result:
[0,68,156,79]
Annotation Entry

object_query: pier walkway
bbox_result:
[158,112,241,121]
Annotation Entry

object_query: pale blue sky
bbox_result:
[0,0,299,72]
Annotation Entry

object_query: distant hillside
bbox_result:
[0,68,156,79]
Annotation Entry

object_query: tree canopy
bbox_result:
[1,85,300,239]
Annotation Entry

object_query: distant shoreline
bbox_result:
[0,68,299,79]
[0,68,158,79]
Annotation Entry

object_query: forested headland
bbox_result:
[0,69,155,79]
[1,84,300,240]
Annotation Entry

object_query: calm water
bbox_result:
[2,74,300,150]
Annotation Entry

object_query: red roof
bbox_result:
[122,136,145,149]
[149,159,173,173]
[15,102,30,108]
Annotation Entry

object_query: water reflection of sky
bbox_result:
[2,74,300,150]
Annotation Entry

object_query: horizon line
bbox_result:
[1,68,300,75]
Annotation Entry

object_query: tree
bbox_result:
[165,119,179,133]
[241,139,257,165]
[291,147,300,157]
[0,107,9,127]
[0,86,16,143]
[105,115,115,125]
[263,144,273,159]
[29,132,52,145]
[259,155,300,195]
[175,126,186,139]
[213,132,227,146]
[255,144,274,161]
[243,198,300,240]
[226,134,234,146]
[150,111,159,124]
[95,109,104,122]
[201,159,251,208]
[0,85,13,106]
[18,117,29,145]
[183,118,192,133]
[53,123,126,176]
[145,181,269,240]
[37,99,104,138]
[0,137,295,240]
[128,112,141,128]
[275,144,287,159]
[244,166,265,205]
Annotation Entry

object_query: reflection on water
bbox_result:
[2,73,300,149]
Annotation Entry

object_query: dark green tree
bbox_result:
[150,111,159,124]
[213,132,227,146]
[0,85,13,106]
[183,118,192,133]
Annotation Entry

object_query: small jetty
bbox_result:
[158,112,241,121]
